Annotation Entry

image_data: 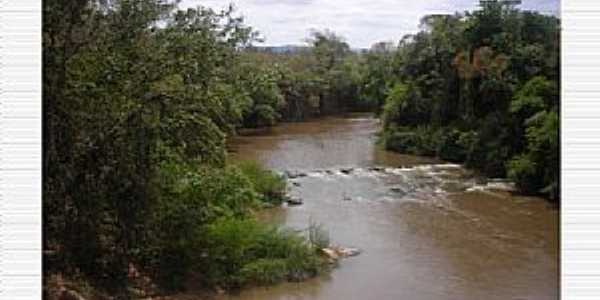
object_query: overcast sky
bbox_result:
[179,0,559,48]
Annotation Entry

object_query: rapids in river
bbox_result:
[222,114,558,300]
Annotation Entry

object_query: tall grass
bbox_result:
[308,219,330,249]
[203,218,328,288]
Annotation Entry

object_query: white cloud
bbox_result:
[179,0,559,48]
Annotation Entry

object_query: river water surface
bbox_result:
[224,114,558,300]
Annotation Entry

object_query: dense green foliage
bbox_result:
[44,1,329,296]
[236,161,288,205]
[375,1,559,199]
[241,31,371,122]
[44,0,560,296]
[203,218,327,288]
[139,162,322,291]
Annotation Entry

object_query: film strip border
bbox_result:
[0,0,41,299]
[562,0,600,299]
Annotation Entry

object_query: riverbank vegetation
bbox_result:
[44,0,559,297]
[44,1,335,297]
[374,2,560,200]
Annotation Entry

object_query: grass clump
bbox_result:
[308,220,330,249]
[202,218,328,288]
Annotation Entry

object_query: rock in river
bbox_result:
[284,170,308,179]
[336,247,362,257]
[340,167,354,174]
[321,246,362,261]
[286,196,303,206]
[321,248,339,261]
[368,166,385,172]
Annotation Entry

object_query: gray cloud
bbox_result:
[180,0,559,48]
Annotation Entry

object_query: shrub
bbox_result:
[247,104,279,127]
[237,161,287,205]
[382,126,439,157]
[507,154,542,194]
[436,128,468,162]
[382,128,418,153]
[381,83,429,128]
[510,76,557,116]
[140,160,328,291]
[144,163,262,289]
[240,259,289,285]
[518,110,559,198]
[413,126,440,157]
[201,218,327,288]
[457,130,479,163]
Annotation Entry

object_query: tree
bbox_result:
[373,1,559,198]
[44,0,260,289]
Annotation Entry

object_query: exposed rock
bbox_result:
[284,170,308,179]
[335,247,362,257]
[286,197,303,206]
[321,246,362,261]
[320,248,339,263]
[390,187,405,193]
[340,168,354,174]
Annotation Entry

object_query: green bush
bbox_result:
[237,161,287,205]
[382,128,418,153]
[381,83,429,128]
[436,128,468,162]
[202,218,327,288]
[508,110,559,198]
[413,126,439,156]
[143,162,326,290]
[382,126,442,157]
[457,130,479,163]
[240,259,289,285]
[507,154,542,194]
[510,76,557,116]
[246,104,279,128]
[144,163,262,289]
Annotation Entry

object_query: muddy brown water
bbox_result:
[221,114,558,300]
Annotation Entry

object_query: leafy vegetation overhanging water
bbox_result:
[44,0,559,298]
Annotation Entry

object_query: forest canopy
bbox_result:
[44,0,559,298]
[374,2,560,199]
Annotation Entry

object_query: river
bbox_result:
[223,114,558,300]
